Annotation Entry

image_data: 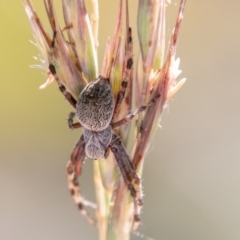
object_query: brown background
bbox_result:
[1,1,240,240]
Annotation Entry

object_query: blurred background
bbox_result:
[1,1,240,240]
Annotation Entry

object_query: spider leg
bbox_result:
[109,132,143,227]
[67,135,96,225]
[68,112,82,130]
[49,31,77,109]
[111,93,161,129]
[113,27,133,115]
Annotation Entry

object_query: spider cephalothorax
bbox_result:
[76,77,114,132]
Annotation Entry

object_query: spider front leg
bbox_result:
[68,112,82,130]
[67,135,96,225]
[109,133,143,228]
[111,93,161,129]
[48,31,77,109]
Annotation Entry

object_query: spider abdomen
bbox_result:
[76,76,114,131]
[84,126,112,159]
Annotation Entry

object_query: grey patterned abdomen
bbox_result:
[84,126,112,159]
[76,76,114,131]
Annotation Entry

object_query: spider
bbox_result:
[48,28,160,226]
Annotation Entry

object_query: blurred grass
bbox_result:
[1,1,240,240]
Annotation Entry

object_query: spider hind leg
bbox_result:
[67,135,96,225]
[109,133,143,229]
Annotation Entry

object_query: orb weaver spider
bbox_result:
[48,28,160,226]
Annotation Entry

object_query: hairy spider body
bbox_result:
[55,73,160,226]
[76,77,114,131]
[49,28,160,228]
[76,76,114,159]
[67,75,145,224]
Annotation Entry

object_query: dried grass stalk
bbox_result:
[23,0,186,239]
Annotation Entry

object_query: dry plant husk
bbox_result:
[23,0,186,239]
